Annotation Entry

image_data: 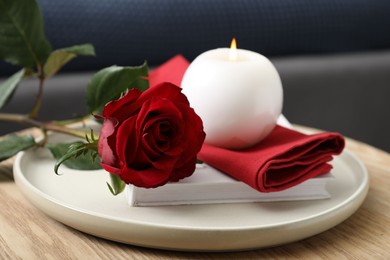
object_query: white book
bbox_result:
[126,163,333,207]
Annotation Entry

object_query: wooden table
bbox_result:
[1,126,389,259]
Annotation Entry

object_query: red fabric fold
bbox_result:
[148,55,189,88]
[149,55,346,192]
[198,126,345,192]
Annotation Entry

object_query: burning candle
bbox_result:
[181,39,283,149]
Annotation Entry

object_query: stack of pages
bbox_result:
[126,163,333,207]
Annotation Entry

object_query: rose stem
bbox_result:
[0,112,88,139]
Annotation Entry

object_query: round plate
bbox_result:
[13,147,368,252]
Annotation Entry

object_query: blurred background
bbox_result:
[1,0,390,152]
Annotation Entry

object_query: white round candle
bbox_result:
[181,46,283,149]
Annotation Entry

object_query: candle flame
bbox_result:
[229,38,238,61]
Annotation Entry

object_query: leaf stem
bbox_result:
[29,69,45,119]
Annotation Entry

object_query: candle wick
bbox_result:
[229,49,237,61]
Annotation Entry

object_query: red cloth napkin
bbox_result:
[198,126,344,192]
[148,55,189,87]
[149,55,345,192]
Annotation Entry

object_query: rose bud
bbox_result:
[98,82,206,188]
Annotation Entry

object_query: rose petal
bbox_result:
[119,165,172,188]
[137,98,184,153]
[173,103,205,167]
[98,118,119,166]
[149,151,180,170]
[137,82,189,107]
[116,116,139,166]
[170,156,197,182]
[103,88,142,120]
[101,163,120,175]
[141,132,161,159]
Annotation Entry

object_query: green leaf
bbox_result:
[0,69,24,110]
[106,173,126,196]
[44,44,95,78]
[0,134,36,161]
[86,62,149,114]
[47,142,101,174]
[0,0,52,68]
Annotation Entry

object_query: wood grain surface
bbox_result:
[0,126,389,259]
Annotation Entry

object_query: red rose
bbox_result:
[98,82,205,188]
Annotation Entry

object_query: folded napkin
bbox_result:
[198,126,344,192]
[148,55,190,87]
[149,55,345,192]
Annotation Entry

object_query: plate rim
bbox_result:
[12,148,369,250]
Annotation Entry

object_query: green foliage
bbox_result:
[0,0,95,120]
[0,69,24,110]
[0,0,145,196]
[0,0,52,68]
[47,142,101,175]
[44,44,95,78]
[107,173,126,196]
[86,63,149,114]
[0,134,36,161]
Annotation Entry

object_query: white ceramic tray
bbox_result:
[13,147,368,251]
